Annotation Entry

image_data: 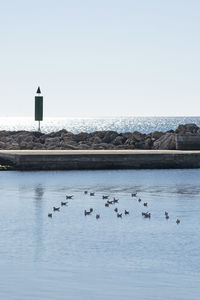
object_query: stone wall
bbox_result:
[0,123,200,150]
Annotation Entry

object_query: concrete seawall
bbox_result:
[0,150,200,170]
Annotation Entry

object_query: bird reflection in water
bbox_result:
[33,184,45,262]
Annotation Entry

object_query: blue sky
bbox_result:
[1,0,200,117]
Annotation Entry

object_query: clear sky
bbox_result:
[1,0,200,117]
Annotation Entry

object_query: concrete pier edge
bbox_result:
[0,150,200,170]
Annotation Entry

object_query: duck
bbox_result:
[48,213,52,218]
[117,213,122,218]
[61,201,68,206]
[53,207,60,211]
[96,214,100,219]
[165,211,168,216]
[105,203,109,207]
[124,210,129,215]
[113,198,119,203]
[138,198,142,202]
[131,193,137,197]
[142,212,151,218]
[90,208,93,213]
[143,202,148,207]
[84,191,88,194]
[114,208,118,212]
[84,210,92,216]
[176,219,180,224]
[66,195,73,199]
[90,192,95,196]
[166,215,169,219]
[107,200,114,205]
[102,195,109,199]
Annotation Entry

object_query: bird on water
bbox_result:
[66,195,73,199]
[117,213,122,218]
[53,207,60,211]
[131,193,137,197]
[113,198,119,203]
[84,210,92,216]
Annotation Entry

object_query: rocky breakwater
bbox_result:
[0,123,200,150]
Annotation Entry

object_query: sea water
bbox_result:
[0,169,199,299]
[0,116,200,133]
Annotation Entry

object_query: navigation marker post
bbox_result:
[35,87,43,132]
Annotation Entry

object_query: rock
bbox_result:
[0,131,7,138]
[100,143,114,149]
[45,130,66,139]
[73,132,90,142]
[144,137,153,149]
[113,136,124,145]
[91,136,102,144]
[24,135,34,143]
[134,141,145,149]
[175,124,199,134]
[0,124,199,150]
[102,131,118,143]
[60,143,79,150]
[132,131,146,141]
[151,131,164,140]
[7,142,20,150]
[19,142,29,150]
[91,143,113,150]
[45,137,60,147]
[0,136,12,143]
[153,133,176,150]
[32,143,45,150]
[125,144,135,149]
[0,141,5,149]
[38,136,46,144]
[91,131,106,139]
[60,140,77,148]
[124,138,135,146]
[62,136,77,145]
[59,129,68,138]
[78,144,90,150]
[122,132,132,139]
[32,131,44,138]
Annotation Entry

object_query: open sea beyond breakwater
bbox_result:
[1,116,200,133]
[0,169,199,299]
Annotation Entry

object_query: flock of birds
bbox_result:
[47,191,181,224]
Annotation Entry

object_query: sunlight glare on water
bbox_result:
[1,116,200,133]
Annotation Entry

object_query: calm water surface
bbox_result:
[0,169,199,299]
